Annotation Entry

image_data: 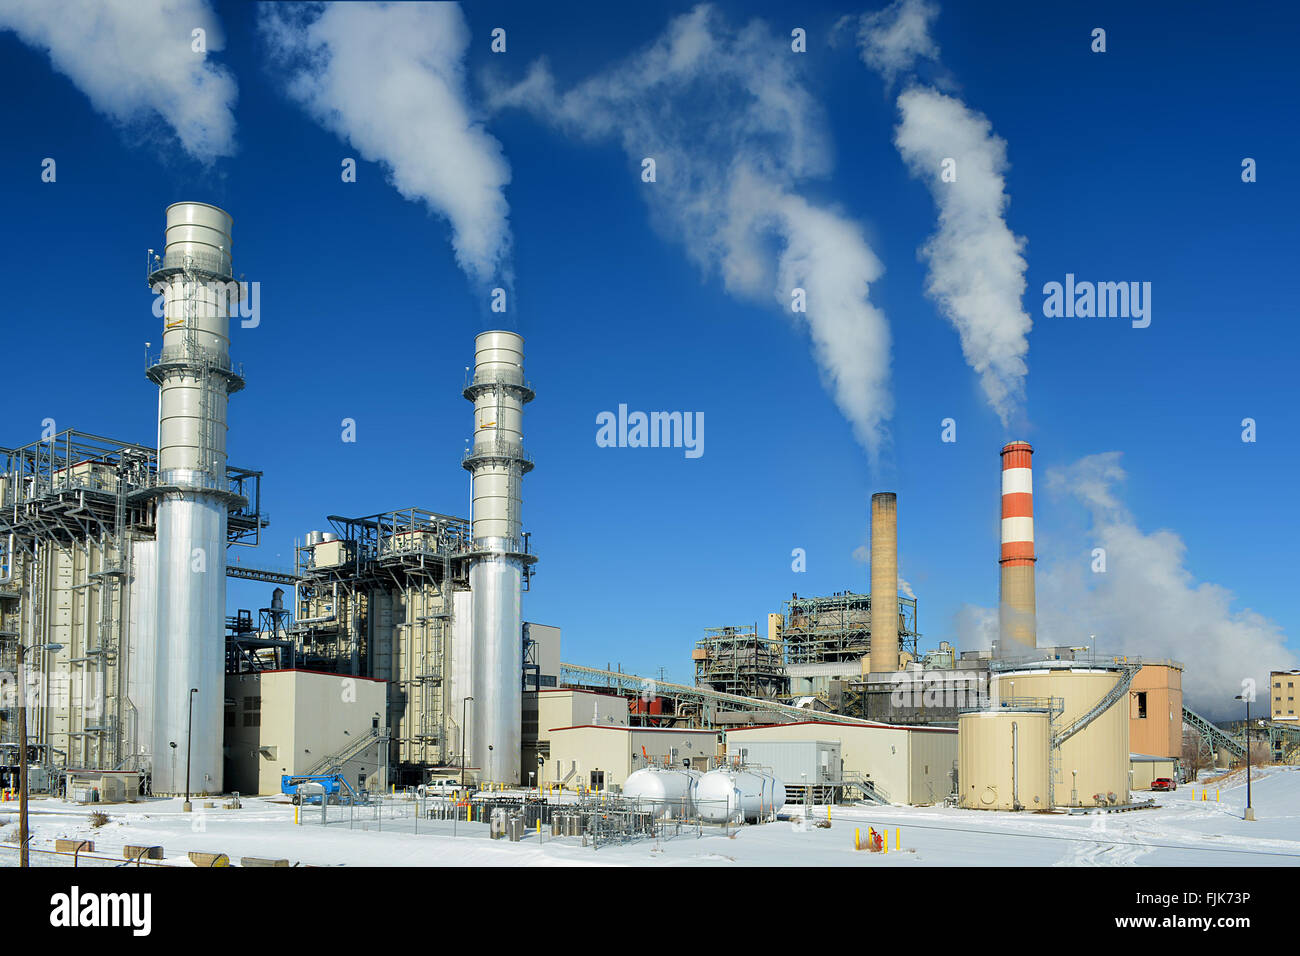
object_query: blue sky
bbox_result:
[1,1,1295,712]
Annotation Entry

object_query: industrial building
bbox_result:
[1271,670,1299,721]
[726,720,956,806]
[542,725,720,790]
[1,202,546,797]
[0,200,1248,826]
[224,669,386,796]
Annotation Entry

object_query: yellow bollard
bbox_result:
[896,828,901,851]
[855,828,860,850]
[827,804,831,821]
[294,805,299,826]
[883,830,889,854]
[1216,790,1220,803]
[1202,789,1206,802]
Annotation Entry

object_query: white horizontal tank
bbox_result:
[696,768,786,823]
[623,766,699,818]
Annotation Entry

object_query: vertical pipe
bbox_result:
[147,202,240,795]
[868,492,898,675]
[462,331,534,785]
[999,442,1036,657]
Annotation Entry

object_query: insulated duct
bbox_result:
[145,202,244,794]
[868,492,899,675]
[998,441,1037,657]
[462,331,534,784]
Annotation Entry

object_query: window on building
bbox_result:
[242,695,261,728]
[1136,691,1148,719]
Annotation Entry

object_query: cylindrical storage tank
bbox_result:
[997,664,1130,808]
[623,767,699,818]
[696,769,787,823]
[958,710,1051,810]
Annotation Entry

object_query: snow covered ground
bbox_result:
[3,766,1297,867]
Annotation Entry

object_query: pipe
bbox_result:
[462,331,534,785]
[0,533,15,584]
[1012,720,1020,810]
[146,202,239,796]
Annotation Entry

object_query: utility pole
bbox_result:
[1236,693,1254,821]
[184,687,197,811]
[17,641,63,868]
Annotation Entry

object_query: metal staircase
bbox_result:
[305,728,380,776]
[1052,660,1144,749]
[1182,705,1246,758]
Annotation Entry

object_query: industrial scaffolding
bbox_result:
[0,428,264,774]
[289,506,537,778]
[694,624,787,699]
[782,591,919,667]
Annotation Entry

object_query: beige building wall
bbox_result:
[1130,663,1183,758]
[725,721,956,805]
[1271,670,1300,722]
[543,726,717,789]
[1130,756,1177,790]
[225,670,387,795]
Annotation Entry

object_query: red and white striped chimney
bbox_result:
[999,441,1036,656]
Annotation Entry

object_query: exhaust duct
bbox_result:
[462,330,534,784]
[145,202,243,794]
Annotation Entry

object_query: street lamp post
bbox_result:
[17,641,63,868]
[1235,693,1254,821]
[184,687,197,811]
[461,696,473,790]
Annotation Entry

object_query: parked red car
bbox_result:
[1151,777,1177,791]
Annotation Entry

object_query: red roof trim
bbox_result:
[726,719,956,735]
[234,668,387,684]
[548,725,716,734]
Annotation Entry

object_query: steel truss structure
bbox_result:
[694,624,787,699]
[782,591,920,666]
[0,428,265,773]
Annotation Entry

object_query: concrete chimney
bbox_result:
[868,492,898,674]
[999,441,1037,657]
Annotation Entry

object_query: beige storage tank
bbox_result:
[958,710,1050,810]
[996,664,1130,808]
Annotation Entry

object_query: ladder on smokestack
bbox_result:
[1051,660,1144,749]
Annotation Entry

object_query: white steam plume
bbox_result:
[1036,453,1293,716]
[491,5,893,453]
[0,0,238,160]
[855,0,1032,425]
[259,2,512,284]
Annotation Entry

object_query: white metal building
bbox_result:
[725,720,957,805]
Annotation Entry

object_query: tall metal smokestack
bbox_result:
[463,331,533,784]
[999,441,1036,657]
[868,492,898,674]
[146,202,242,794]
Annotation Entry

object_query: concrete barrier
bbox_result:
[55,839,93,853]
[188,851,230,867]
[123,845,163,860]
[240,857,290,867]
